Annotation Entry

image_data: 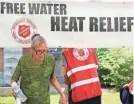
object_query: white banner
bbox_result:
[0,1,133,48]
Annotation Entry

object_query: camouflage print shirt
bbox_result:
[11,54,55,104]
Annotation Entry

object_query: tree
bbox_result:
[97,48,133,89]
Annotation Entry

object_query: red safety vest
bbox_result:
[63,48,102,102]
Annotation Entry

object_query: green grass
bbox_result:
[102,91,121,104]
[0,95,60,104]
[0,91,121,104]
[0,96,15,104]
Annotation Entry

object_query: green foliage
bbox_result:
[97,48,133,89]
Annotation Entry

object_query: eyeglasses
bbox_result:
[33,48,48,55]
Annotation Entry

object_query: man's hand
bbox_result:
[12,91,16,97]
[60,94,67,104]
[11,80,17,97]
[50,77,67,104]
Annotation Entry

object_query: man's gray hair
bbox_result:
[31,34,46,48]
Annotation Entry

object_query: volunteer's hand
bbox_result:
[60,94,67,104]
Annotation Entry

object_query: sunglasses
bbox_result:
[33,48,48,55]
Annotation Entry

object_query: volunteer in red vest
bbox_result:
[62,48,102,104]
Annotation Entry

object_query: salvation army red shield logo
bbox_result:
[73,48,89,61]
[11,18,37,44]
[18,25,31,38]
[77,49,85,56]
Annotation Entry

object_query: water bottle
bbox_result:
[11,82,27,102]
[16,97,21,104]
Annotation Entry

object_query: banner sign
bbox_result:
[0,1,133,48]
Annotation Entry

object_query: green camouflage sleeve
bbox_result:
[11,57,23,82]
[50,57,56,79]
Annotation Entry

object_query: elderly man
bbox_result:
[11,34,67,104]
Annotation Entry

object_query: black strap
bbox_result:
[31,34,40,40]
